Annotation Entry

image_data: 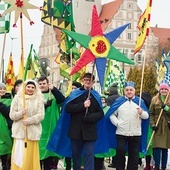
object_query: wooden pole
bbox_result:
[138,38,148,107]
[49,0,54,100]
[146,91,170,150]
[20,13,27,148]
[0,32,6,82]
[85,63,95,116]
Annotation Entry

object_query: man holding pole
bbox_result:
[65,73,104,170]
[105,81,149,170]
[149,81,170,170]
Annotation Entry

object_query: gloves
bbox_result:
[161,104,166,109]
[151,125,158,131]
[161,104,169,111]
[45,100,52,109]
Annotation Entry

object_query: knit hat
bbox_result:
[0,83,6,88]
[108,83,118,95]
[159,83,169,91]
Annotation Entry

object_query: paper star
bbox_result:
[0,0,40,27]
[62,5,134,87]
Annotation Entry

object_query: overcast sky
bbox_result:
[0,0,170,73]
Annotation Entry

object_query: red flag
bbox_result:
[134,0,152,54]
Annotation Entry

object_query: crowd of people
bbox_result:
[1,73,170,170]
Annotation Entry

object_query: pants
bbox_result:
[115,135,141,170]
[71,139,95,170]
[65,157,72,170]
[40,156,59,170]
[153,148,168,169]
[94,157,104,170]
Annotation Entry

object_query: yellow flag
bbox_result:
[5,53,16,92]
[134,0,152,54]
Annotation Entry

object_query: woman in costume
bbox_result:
[10,80,44,170]
[150,81,170,170]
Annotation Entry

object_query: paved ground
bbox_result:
[1,157,170,170]
[56,157,170,170]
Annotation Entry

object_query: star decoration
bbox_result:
[62,5,134,87]
[0,0,40,27]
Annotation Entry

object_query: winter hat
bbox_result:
[0,83,6,88]
[159,83,169,91]
[108,83,118,95]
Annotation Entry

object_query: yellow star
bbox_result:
[1,0,39,27]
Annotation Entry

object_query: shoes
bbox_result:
[144,165,153,170]
[108,163,116,168]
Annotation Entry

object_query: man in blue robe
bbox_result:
[105,81,149,170]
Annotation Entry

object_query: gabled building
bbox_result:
[38,0,170,89]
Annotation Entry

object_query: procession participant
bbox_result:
[38,76,65,170]
[10,80,44,170]
[105,81,149,170]
[150,81,170,170]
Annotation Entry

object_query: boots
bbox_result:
[2,165,7,170]
[154,166,160,170]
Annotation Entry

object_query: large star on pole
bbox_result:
[62,5,134,87]
[0,0,40,27]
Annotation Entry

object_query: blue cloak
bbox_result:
[46,88,110,157]
[105,96,149,154]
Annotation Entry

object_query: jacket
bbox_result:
[149,93,170,148]
[10,94,44,141]
[65,87,104,140]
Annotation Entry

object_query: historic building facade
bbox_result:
[38,0,167,90]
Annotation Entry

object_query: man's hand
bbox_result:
[136,107,142,115]
[84,99,91,108]
[48,83,54,90]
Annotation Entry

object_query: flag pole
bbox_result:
[49,0,54,100]
[85,62,95,116]
[20,12,27,148]
[138,38,148,107]
[0,31,7,82]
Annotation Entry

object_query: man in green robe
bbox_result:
[38,77,65,170]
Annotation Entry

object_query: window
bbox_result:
[127,3,133,9]
[138,55,142,63]
[127,33,132,40]
[128,23,131,29]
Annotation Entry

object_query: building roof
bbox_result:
[151,26,170,44]
[99,0,123,31]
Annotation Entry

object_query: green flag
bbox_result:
[41,0,75,31]
[104,60,126,95]
[0,2,10,34]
